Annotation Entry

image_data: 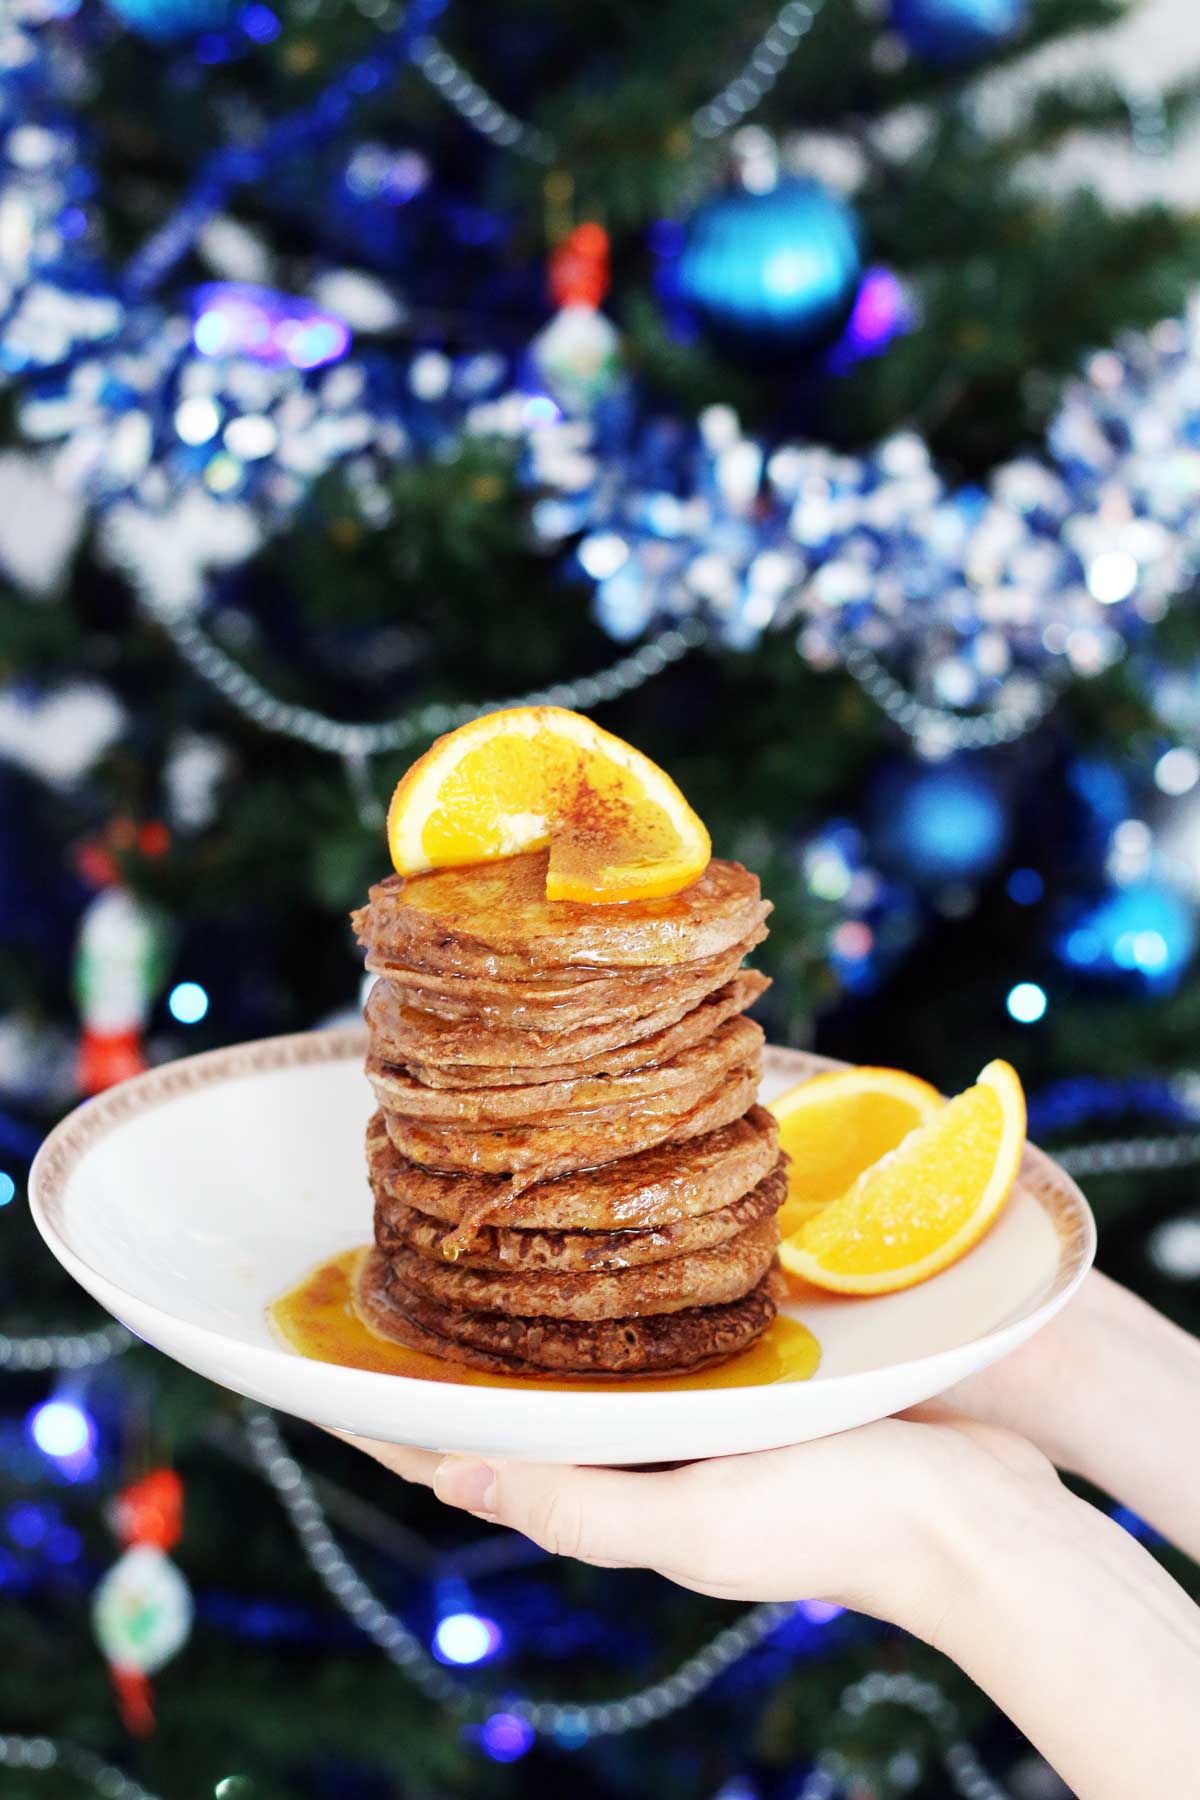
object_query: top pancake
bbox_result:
[352,850,769,976]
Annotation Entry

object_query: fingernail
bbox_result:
[434,1457,497,1516]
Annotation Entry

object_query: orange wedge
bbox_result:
[769,1065,944,1241]
[778,1059,1026,1295]
[386,706,711,904]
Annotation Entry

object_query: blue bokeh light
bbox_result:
[433,1611,501,1665]
[169,981,209,1025]
[239,2,280,38]
[44,1525,83,1564]
[522,395,560,426]
[193,309,231,355]
[0,1172,14,1207]
[192,284,350,370]
[1056,880,1196,992]
[1006,982,1047,1024]
[798,1598,846,1624]
[1007,867,1044,906]
[872,760,1008,887]
[27,1400,94,1461]
[6,1502,50,1548]
[479,1712,534,1763]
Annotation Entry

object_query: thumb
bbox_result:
[432,1456,684,1571]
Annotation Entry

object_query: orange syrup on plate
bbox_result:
[269,1248,821,1392]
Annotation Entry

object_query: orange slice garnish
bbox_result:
[769,1065,944,1241]
[778,1059,1026,1295]
[386,706,711,904]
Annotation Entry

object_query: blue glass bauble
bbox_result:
[1054,880,1196,994]
[674,178,862,360]
[890,0,1028,63]
[869,758,1009,888]
[101,0,237,42]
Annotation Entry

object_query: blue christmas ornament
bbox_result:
[1055,879,1196,993]
[99,0,237,41]
[869,758,1009,888]
[673,178,862,359]
[889,0,1028,63]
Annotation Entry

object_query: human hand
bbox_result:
[335,1389,1200,1800]
[333,1405,1056,1633]
[945,1270,1200,1558]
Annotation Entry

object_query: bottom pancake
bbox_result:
[353,1246,779,1378]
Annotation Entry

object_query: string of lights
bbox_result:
[141,588,1061,761]
[0,1734,159,1800]
[0,1320,131,1373]
[411,0,826,164]
[1057,1132,1200,1179]
[793,1671,1015,1800]
[137,609,708,759]
[840,644,1063,754]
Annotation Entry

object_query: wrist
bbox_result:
[883,1435,1077,1651]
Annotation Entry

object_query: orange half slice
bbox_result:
[769,1065,944,1240]
[778,1059,1026,1295]
[386,706,711,903]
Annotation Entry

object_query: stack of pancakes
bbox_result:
[350,850,786,1379]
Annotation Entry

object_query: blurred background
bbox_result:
[3,0,1200,1792]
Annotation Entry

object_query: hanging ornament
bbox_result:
[529,222,622,417]
[163,733,232,832]
[673,174,862,361]
[73,886,168,1094]
[93,1469,191,1736]
[889,0,1029,64]
[98,0,238,43]
[868,757,1010,890]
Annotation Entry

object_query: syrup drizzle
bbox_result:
[269,1249,821,1393]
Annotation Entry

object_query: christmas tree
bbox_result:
[3,0,1200,1792]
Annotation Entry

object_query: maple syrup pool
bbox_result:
[269,1249,821,1392]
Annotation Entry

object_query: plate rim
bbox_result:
[29,1027,1097,1408]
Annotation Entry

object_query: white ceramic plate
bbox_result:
[30,1030,1095,1465]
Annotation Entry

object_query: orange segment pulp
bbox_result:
[768,1065,944,1240]
[778,1059,1026,1295]
[387,706,711,903]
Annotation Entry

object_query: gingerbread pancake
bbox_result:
[366,968,769,1087]
[360,928,767,1035]
[365,1105,781,1233]
[379,1216,778,1320]
[365,1017,764,1127]
[353,850,769,975]
[373,1161,788,1274]
[354,1247,780,1377]
[379,1059,761,1182]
